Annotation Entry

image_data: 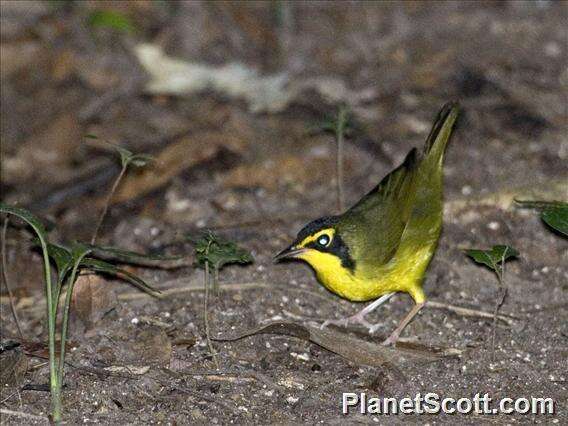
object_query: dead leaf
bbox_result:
[0,41,42,78]
[121,328,172,366]
[0,344,28,386]
[215,321,462,374]
[52,50,77,82]
[4,114,82,186]
[71,274,116,330]
[222,154,331,191]
[134,43,377,113]
[104,365,150,375]
[104,132,246,206]
[16,339,76,359]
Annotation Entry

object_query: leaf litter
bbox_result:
[214,321,463,379]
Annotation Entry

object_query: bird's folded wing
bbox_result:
[340,102,459,270]
[340,148,419,267]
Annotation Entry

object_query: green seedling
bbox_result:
[515,199,568,238]
[86,136,153,244]
[88,9,136,34]
[193,231,254,277]
[318,106,353,212]
[465,245,519,358]
[0,204,160,424]
[191,231,253,369]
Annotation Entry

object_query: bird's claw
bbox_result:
[381,330,401,346]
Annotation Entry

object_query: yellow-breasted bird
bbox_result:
[274,103,459,345]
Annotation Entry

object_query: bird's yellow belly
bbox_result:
[300,246,433,303]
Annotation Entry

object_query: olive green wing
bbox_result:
[338,102,459,269]
[339,147,419,267]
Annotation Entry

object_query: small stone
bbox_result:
[487,221,500,230]
[286,396,299,404]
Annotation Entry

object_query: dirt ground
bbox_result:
[1,1,567,424]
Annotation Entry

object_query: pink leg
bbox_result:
[320,293,395,333]
[382,302,425,346]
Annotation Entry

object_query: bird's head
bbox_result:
[274,216,355,272]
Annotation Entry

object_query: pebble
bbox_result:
[461,185,473,196]
[286,396,299,404]
[487,221,500,230]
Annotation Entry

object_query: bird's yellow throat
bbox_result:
[296,245,429,304]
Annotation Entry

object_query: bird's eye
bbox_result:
[317,234,331,247]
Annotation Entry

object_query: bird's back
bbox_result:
[339,103,459,287]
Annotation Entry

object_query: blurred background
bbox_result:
[0,1,567,423]
[2,0,565,241]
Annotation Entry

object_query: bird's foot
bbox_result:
[381,331,400,346]
[320,313,382,334]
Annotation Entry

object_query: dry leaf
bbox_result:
[0,344,28,386]
[5,114,82,185]
[222,155,331,191]
[104,365,150,375]
[215,321,462,375]
[71,274,116,329]
[104,131,246,205]
[134,43,376,113]
[118,328,173,366]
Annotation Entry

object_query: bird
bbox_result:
[274,102,459,345]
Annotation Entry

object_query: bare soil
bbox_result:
[1,1,567,424]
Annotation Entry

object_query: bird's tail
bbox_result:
[422,102,460,166]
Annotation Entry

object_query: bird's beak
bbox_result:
[273,245,306,262]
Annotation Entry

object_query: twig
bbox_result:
[203,262,220,369]
[335,107,348,212]
[67,362,140,380]
[1,218,24,338]
[213,264,220,296]
[492,287,506,356]
[426,301,515,325]
[0,389,20,405]
[491,257,508,361]
[91,165,127,244]
[0,408,47,423]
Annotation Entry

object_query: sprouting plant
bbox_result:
[0,204,160,424]
[515,200,568,238]
[318,106,353,213]
[88,9,136,34]
[465,245,519,358]
[193,231,254,291]
[86,135,153,244]
[191,231,253,369]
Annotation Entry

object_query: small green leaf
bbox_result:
[88,10,135,34]
[541,205,568,237]
[0,203,56,313]
[70,242,92,265]
[0,204,48,238]
[84,134,99,140]
[315,106,354,136]
[80,258,160,296]
[115,146,134,168]
[45,242,74,282]
[110,146,153,168]
[128,153,154,168]
[515,199,567,238]
[191,231,253,271]
[465,245,519,273]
